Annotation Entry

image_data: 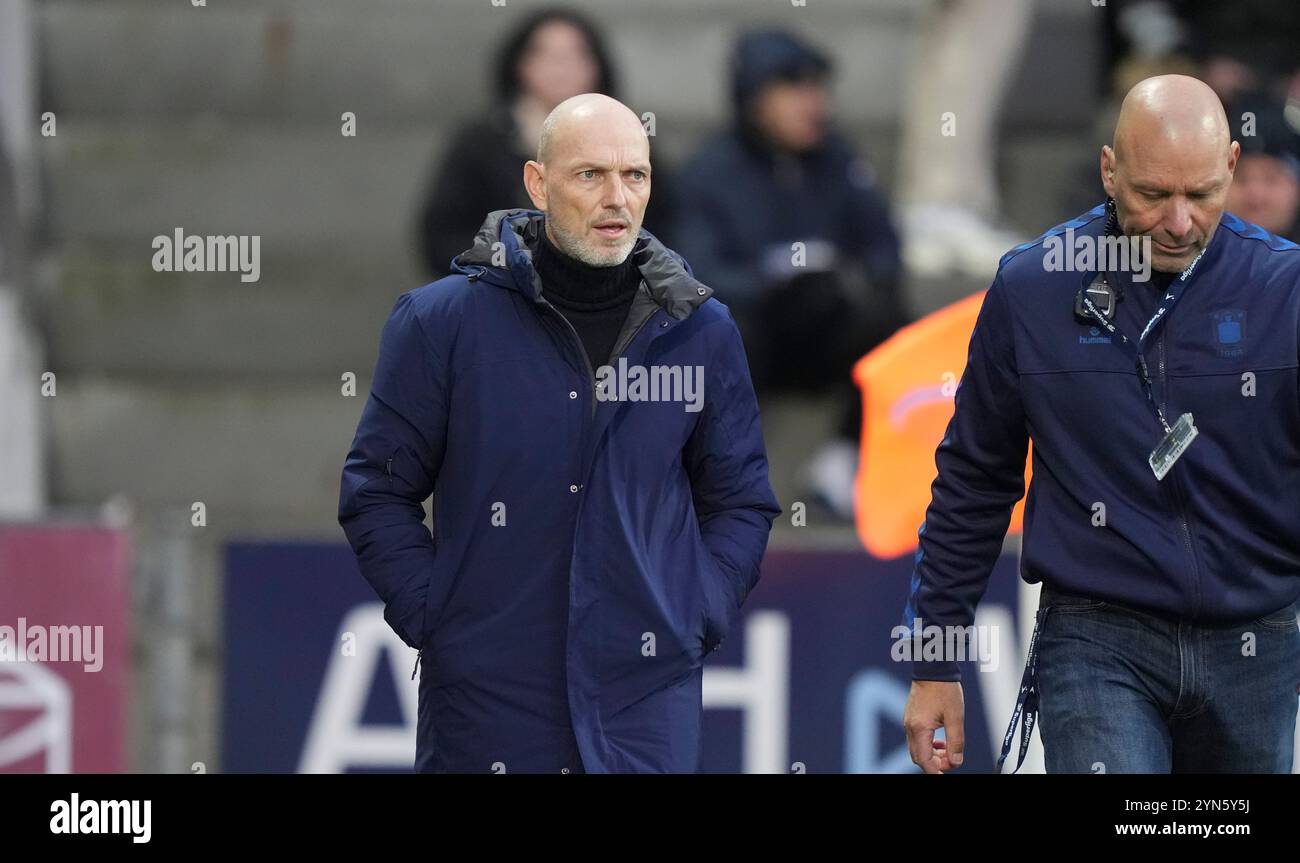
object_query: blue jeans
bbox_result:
[1035,584,1300,773]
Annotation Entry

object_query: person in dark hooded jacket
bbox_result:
[340,93,779,773]
[673,28,907,522]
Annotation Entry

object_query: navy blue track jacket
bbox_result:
[906,204,1300,681]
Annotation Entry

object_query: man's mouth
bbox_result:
[1155,240,1193,255]
[593,220,628,239]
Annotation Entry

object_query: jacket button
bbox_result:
[569,484,579,493]
[569,391,577,399]
[696,287,706,295]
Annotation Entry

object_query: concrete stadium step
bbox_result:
[39,0,923,124]
[40,0,1091,128]
[48,242,419,375]
[47,376,374,529]
[45,120,444,249]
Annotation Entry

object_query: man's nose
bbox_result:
[603,175,629,209]
[1164,199,1194,240]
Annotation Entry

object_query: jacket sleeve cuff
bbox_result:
[382,583,428,650]
[911,659,962,682]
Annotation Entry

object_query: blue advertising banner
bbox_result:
[223,542,1024,773]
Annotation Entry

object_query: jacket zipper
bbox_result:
[1158,333,1202,614]
[587,286,662,418]
[540,299,599,418]
[471,265,598,411]
[474,266,668,417]
[549,280,663,418]
[607,300,659,369]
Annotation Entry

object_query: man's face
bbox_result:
[1102,136,1240,273]
[527,121,651,266]
[1227,154,1300,235]
[752,78,829,153]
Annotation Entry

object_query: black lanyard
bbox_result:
[1079,250,1205,434]
[996,605,1050,774]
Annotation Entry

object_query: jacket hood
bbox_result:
[451,208,714,320]
[730,29,831,117]
[727,29,836,158]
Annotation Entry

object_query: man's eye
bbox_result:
[630,171,645,181]
[581,170,597,180]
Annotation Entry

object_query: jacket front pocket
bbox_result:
[697,549,735,654]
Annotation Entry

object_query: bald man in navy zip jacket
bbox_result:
[904,75,1300,774]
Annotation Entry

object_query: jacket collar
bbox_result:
[451,209,714,320]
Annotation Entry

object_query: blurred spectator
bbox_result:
[1171,0,1300,103]
[1103,1,1300,103]
[896,0,1034,279]
[674,28,907,522]
[416,8,675,278]
[1226,95,1300,242]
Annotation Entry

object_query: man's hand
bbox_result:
[903,680,965,773]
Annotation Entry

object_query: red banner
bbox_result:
[0,525,131,772]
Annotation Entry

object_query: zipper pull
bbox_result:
[411,649,422,680]
[386,455,394,486]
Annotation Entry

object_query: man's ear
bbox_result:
[1100,145,1117,199]
[523,161,547,210]
[1226,140,1242,178]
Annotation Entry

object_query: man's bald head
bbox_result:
[1113,75,1233,163]
[536,93,646,164]
[1102,75,1240,273]
[524,93,651,266]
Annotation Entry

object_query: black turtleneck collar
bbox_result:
[527,224,643,371]
[531,226,641,310]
